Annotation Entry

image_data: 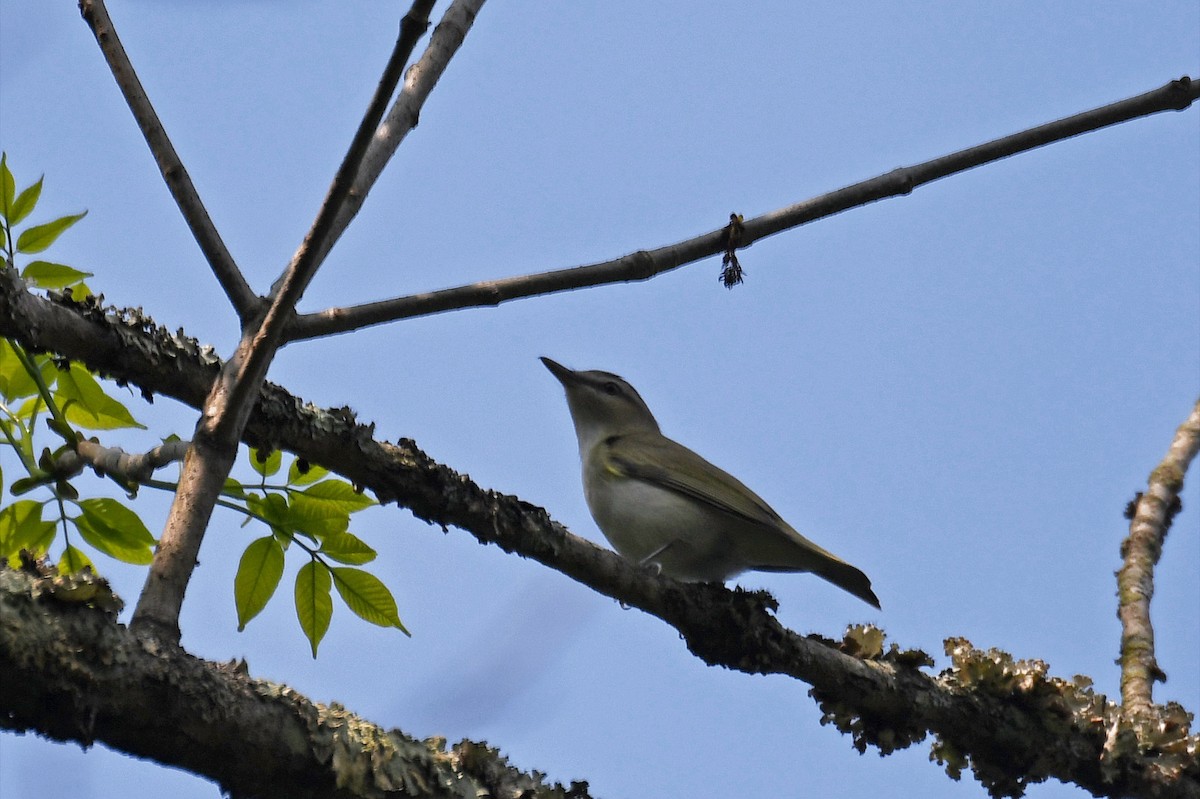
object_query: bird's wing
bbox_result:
[602,431,882,608]
[601,431,787,530]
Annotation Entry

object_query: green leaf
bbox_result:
[16,211,87,254]
[0,339,56,401]
[287,458,328,486]
[298,479,376,514]
[22,261,92,290]
[234,536,285,631]
[0,153,14,220]
[58,544,94,574]
[0,500,57,561]
[222,477,248,500]
[249,446,282,478]
[246,492,291,531]
[9,176,43,227]
[295,560,332,658]
[57,363,146,430]
[318,531,376,565]
[287,492,351,538]
[331,566,408,634]
[68,281,93,301]
[75,497,156,565]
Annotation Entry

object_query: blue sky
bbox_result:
[2,3,1198,798]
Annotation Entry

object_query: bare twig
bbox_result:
[128,0,448,642]
[288,75,1200,341]
[78,0,258,320]
[1117,397,1200,716]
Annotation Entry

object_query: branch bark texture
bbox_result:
[296,0,488,277]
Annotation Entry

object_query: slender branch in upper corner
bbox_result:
[77,0,259,321]
[288,75,1200,342]
[265,0,437,300]
[290,0,488,276]
[1117,397,1200,717]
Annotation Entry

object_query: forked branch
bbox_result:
[123,0,460,641]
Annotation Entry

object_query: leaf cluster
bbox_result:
[232,447,407,656]
[1,155,407,656]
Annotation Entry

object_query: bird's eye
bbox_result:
[602,381,620,396]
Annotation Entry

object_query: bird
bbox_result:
[541,357,880,608]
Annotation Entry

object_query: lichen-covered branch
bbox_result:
[288,76,1200,340]
[0,563,591,799]
[2,273,1196,798]
[1118,398,1200,716]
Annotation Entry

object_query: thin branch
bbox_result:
[285,0,488,280]
[288,75,1200,341]
[2,282,1196,798]
[77,0,258,320]
[127,0,453,642]
[1117,397,1200,716]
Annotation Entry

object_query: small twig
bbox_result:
[1117,397,1200,717]
[288,75,1200,341]
[77,0,258,320]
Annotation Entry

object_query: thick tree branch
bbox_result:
[77,0,258,320]
[0,563,591,799]
[288,75,1200,341]
[1118,398,1200,716]
[2,275,1195,798]
[127,0,449,642]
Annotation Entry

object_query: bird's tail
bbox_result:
[812,558,881,609]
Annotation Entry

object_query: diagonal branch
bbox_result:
[78,0,258,320]
[1117,397,1200,717]
[287,75,1200,341]
[2,278,1196,798]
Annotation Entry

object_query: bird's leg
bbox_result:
[638,540,681,574]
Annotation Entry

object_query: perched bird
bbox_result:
[542,357,880,608]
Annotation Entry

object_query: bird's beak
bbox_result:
[540,357,580,386]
